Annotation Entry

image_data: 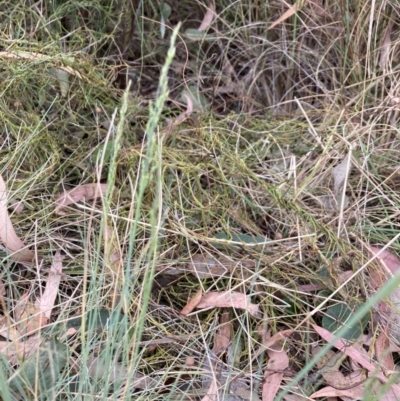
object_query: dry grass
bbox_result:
[0,0,399,400]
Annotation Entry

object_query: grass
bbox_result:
[0,0,400,400]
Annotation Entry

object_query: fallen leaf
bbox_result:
[35,251,62,321]
[368,246,400,345]
[268,0,305,30]
[201,348,259,401]
[0,281,5,296]
[0,315,21,341]
[181,289,203,315]
[213,311,231,355]
[0,174,35,264]
[7,339,68,398]
[262,329,294,350]
[55,183,107,215]
[312,324,400,390]
[369,246,400,278]
[332,152,352,209]
[201,375,219,401]
[375,330,394,372]
[14,252,62,336]
[196,291,261,318]
[14,292,45,335]
[198,4,216,31]
[0,337,40,365]
[310,384,365,399]
[9,199,24,214]
[262,342,289,401]
[379,21,394,70]
[312,345,365,390]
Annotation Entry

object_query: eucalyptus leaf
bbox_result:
[322,303,369,341]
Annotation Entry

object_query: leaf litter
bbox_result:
[3,3,400,398]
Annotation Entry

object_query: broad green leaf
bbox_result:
[160,3,171,39]
[322,303,369,341]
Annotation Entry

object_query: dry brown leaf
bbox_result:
[375,330,394,372]
[268,0,305,30]
[313,345,365,391]
[35,251,62,321]
[196,291,261,318]
[157,254,255,278]
[0,337,41,365]
[9,199,24,214]
[332,152,352,209]
[14,252,62,336]
[312,324,400,390]
[368,246,400,345]
[213,311,231,355]
[201,375,219,401]
[0,174,35,264]
[181,289,203,315]
[0,315,21,341]
[282,395,309,401]
[262,329,294,349]
[189,255,228,278]
[0,280,5,296]
[14,292,45,335]
[262,342,289,401]
[198,4,216,31]
[379,21,394,70]
[310,385,365,400]
[55,183,107,215]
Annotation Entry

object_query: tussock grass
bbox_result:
[0,0,400,400]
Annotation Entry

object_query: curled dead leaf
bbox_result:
[0,175,35,265]
[368,246,400,345]
[196,291,261,318]
[213,311,231,356]
[261,329,290,401]
[35,251,63,321]
[181,289,203,315]
[55,183,107,215]
[198,4,216,31]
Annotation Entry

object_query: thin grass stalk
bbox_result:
[121,22,181,396]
